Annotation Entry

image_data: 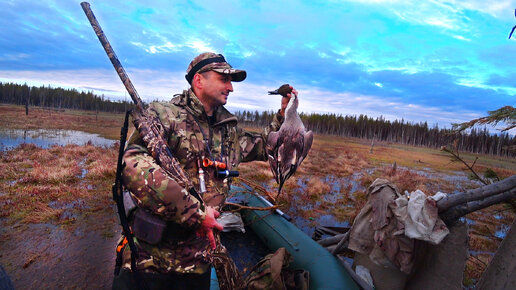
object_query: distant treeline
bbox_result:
[234,110,516,158]
[0,82,133,112]
[1,82,514,157]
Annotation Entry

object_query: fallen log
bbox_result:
[331,232,350,255]
[437,175,516,213]
[439,186,516,225]
[317,233,348,247]
[319,175,516,247]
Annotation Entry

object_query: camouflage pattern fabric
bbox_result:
[119,89,283,275]
[245,247,292,290]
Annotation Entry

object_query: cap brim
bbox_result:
[212,68,247,82]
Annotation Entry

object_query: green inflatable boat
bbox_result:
[211,184,359,289]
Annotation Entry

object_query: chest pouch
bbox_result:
[132,208,167,245]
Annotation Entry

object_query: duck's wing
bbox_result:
[297,130,313,167]
[285,133,302,181]
[266,131,281,183]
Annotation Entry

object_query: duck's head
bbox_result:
[268,84,293,98]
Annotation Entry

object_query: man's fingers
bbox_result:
[214,220,224,232]
[213,209,220,218]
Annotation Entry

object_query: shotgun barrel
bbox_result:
[80,2,143,110]
[80,2,203,204]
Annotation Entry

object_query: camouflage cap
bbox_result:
[185,52,246,84]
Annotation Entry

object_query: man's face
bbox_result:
[199,71,233,107]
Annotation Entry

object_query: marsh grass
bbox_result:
[22,202,64,224]
[1,109,515,287]
[304,177,331,199]
[85,146,117,179]
[0,143,116,226]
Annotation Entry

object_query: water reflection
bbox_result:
[0,128,115,151]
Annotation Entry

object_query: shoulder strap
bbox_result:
[113,110,148,289]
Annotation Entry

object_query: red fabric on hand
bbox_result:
[196,206,224,250]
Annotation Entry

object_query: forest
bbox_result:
[1,81,515,157]
[235,111,516,158]
[0,82,132,113]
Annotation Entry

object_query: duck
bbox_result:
[266,84,313,198]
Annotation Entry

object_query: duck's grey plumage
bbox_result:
[267,84,313,197]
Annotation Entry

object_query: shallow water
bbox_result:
[0,128,115,151]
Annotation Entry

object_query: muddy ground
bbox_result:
[0,210,119,289]
[0,213,120,289]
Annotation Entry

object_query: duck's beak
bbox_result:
[268,89,280,95]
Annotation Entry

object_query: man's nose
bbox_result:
[227,81,233,92]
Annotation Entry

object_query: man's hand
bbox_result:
[280,86,298,117]
[196,206,224,250]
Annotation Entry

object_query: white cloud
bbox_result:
[344,0,516,19]
[0,53,30,61]
[447,0,516,18]
[130,30,215,54]
[456,77,516,95]
[452,35,471,41]
[187,39,214,53]
[242,51,255,58]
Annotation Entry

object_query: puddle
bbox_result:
[468,250,495,256]
[288,174,361,237]
[48,199,88,221]
[78,159,88,178]
[462,217,476,225]
[407,166,483,193]
[494,223,511,239]
[0,128,115,151]
[6,180,18,186]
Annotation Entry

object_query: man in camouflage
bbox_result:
[112,52,297,289]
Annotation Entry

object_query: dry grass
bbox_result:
[305,177,331,199]
[85,145,117,179]
[0,143,116,225]
[27,159,81,184]
[22,202,64,224]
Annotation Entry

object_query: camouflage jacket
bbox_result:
[120,89,283,275]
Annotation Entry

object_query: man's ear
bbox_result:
[192,73,203,90]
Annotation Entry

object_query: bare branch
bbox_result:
[440,146,487,185]
[224,202,278,212]
[236,177,277,202]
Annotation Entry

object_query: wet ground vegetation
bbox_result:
[0,105,515,288]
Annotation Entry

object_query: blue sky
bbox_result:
[1,0,515,132]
